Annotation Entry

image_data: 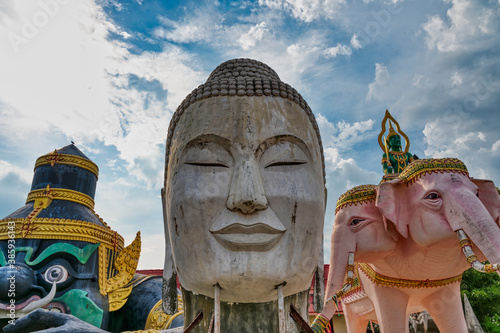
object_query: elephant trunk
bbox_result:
[446,189,500,269]
[457,230,500,275]
[325,225,356,301]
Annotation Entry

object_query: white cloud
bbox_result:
[238,22,268,50]
[492,140,500,152]
[0,1,206,189]
[350,33,361,49]
[323,43,352,57]
[259,0,346,22]
[423,0,500,52]
[367,63,390,101]
[423,117,500,180]
[451,71,463,86]
[154,13,221,43]
[411,74,430,88]
[0,160,32,184]
[318,113,376,151]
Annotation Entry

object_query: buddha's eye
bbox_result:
[265,160,306,168]
[185,162,229,168]
[260,140,309,170]
[43,265,68,283]
[183,141,233,170]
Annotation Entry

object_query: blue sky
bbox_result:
[1,0,499,269]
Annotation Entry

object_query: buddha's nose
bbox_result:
[226,157,268,214]
[0,264,38,302]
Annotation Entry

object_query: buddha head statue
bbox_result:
[162,58,326,306]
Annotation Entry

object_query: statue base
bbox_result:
[181,287,310,333]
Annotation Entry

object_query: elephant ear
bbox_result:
[376,179,409,239]
[471,178,500,227]
[384,216,400,242]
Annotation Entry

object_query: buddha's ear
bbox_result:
[162,187,178,315]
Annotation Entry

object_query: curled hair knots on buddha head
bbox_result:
[164,58,326,186]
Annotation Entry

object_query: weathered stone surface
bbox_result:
[165,96,325,302]
[182,288,309,333]
[162,58,326,330]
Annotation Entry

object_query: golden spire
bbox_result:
[378,109,410,154]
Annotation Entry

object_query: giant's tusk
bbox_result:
[0,282,57,319]
[19,282,57,315]
[457,230,500,273]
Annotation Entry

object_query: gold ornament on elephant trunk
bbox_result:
[457,230,500,274]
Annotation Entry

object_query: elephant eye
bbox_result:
[350,218,365,226]
[424,192,441,200]
[43,265,69,284]
[476,191,479,198]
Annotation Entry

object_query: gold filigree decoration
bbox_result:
[358,263,462,289]
[398,158,469,184]
[379,173,398,184]
[26,188,95,210]
[21,205,45,237]
[35,152,99,179]
[0,218,124,251]
[145,296,184,330]
[98,246,111,296]
[108,285,134,312]
[103,232,141,296]
[335,185,377,213]
[378,110,410,154]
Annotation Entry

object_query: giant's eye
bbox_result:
[43,265,68,283]
[350,218,364,226]
[424,192,441,200]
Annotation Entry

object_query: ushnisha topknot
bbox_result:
[164,58,325,186]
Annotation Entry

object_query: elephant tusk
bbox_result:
[457,230,500,273]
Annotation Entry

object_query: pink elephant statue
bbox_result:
[325,185,398,332]
[324,161,500,333]
[362,158,500,332]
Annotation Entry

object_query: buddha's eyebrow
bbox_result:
[182,134,232,152]
[255,135,312,160]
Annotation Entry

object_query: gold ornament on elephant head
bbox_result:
[378,110,414,175]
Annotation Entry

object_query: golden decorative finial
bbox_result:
[378,109,410,154]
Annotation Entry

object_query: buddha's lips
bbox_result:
[211,223,284,252]
[211,223,284,235]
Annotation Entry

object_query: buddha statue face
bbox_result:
[164,95,325,303]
